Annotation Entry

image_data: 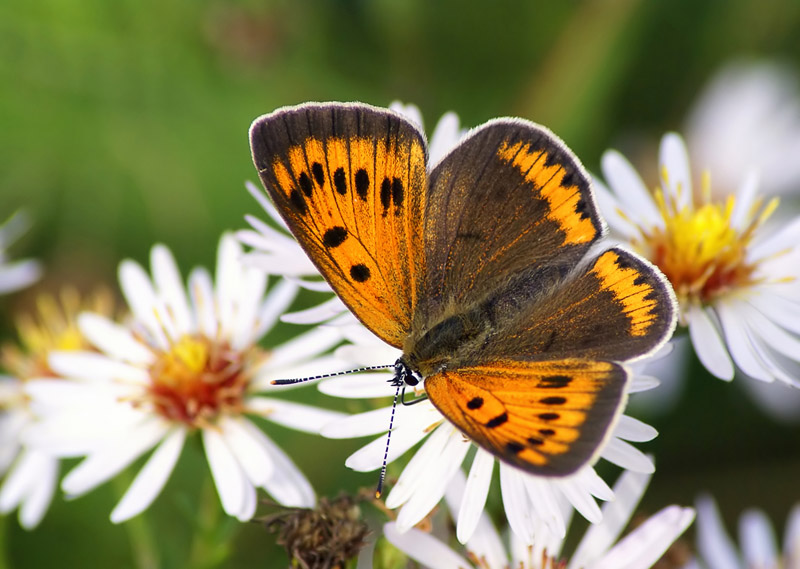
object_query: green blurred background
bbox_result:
[2,0,800,567]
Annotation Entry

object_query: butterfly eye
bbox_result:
[392,359,421,387]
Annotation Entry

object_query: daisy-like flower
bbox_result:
[23,233,347,523]
[686,60,800,198]
[0,211,42,295]
[0,289,112,528]
[384,467,695,569]
[595,132,800,385]
[320,325,661,546]
[687,495,799,569]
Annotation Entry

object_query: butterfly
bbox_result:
[249,102,676,477]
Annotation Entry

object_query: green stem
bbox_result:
[112,474,160,569]
[0,514,9,569]
[186,474,229,569]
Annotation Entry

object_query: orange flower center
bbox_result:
[144,334,265,428]
[627,170,780,319]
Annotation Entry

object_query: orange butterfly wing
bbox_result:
[250,103,427,347]
[424,359,627,476]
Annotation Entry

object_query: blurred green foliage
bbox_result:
[2,0,800,567]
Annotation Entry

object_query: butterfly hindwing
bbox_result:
[424,359,628,476]
[479,246,676,362]
[415,120,604,333]
[250,103,428,347]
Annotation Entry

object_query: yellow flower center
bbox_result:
[0,288,113,380]
[630,170,778,315]
[144,334,266,428]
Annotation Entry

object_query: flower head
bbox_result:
[691,495,800,569]
[595,133,800,384]
[0,288,111,528]
[384,468,695,569]
[24,233,346,523]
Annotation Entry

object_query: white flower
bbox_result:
[0,211,42,295]
[688,495,800,569]
[0,289,110,529]
[595,132,800,387]
[321,324,660,546]
[686,60,800,198]
[384,467,695,569]
[23,234,347,523]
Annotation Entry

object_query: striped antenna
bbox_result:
[270,364,394,385]
[375,382,402,498]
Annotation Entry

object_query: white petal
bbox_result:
[556,475,601,526]
[748,216,800,263]
[230,268,268,350]
[342,426,420,472]
[456,449,494,544]
[218,417,274,486]
[729,171,760,232]
[256,431,315,508]
[48,351,151,384]
[600,438,655,473]
[77,314,155,365]
[110,427,186,523]
[253,279,299,339]
[739,509,779,568]
[203,427,250,519]
[318,373,396,399]
[18,453,58,529]
[695,495,743,569]
[717,301,773,382]
[188,267,217,339]
[594,505,695,569]
[62,418,169,497]
[592,177,641,240]
[688,305,734,380]
[280,296,345,325]
[601,150,661,228]
[265,326,343,370]
[569,470,651,569]
[0,260,42,294]
[500,465,535,543]
[383,522,470,569]
[119,259,170,349]
[659,133,693,210]
[0,449,54,520]
[784,504,800,562]
[428,112,462,167]
[385,423,454,510]
[612,415,658,442]
[246,397,346,434]
[244,181,290,232]
[151,244,193,335]
[444,467,507,566]
[394,430,470,531]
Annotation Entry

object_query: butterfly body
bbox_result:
[250,102,676,476]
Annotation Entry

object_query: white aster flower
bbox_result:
[595,132,800,386]
[688,495,799,569]
[23,233,346,523]
[321,325,660,546]
[0,211,42,295]
[686,60,800,198]
[384,467,694,569]
[0,289,111,528]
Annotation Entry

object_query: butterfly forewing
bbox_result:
[424,359,628,475]
[415,120,604,334]
[250,104,428,347]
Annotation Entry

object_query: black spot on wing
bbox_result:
[289,190,307,215]
[312,162,325,188]
[486,412,508,428]
[323,226,348,248]
[540,396,566,405]
[538,412,560,421]
[538,375,571,389]
[350,264,371,282]
[467,397,483,410]
[355,169,369,200]
[298,172,313,197]
[333,168,347,195]
[392,177,404,209]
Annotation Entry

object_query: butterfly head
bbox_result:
[392,358,423,388]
